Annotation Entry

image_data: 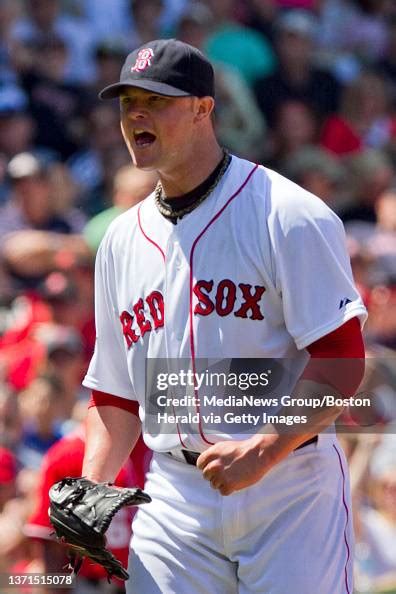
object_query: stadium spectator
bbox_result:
[18,374,64,469]
[34,322,87,418]
[0,269,93,394]
[0,446,17,511]
[91,40,127,100]
[131,0,166,46]
[365,270,396,350]
[70,0,132,45]
[320,71,396,156]
[0,384,22,450]
[254,9,340,126]
[0,291,51,390]
[0,153,85,241]
[176,2,214,54]
[0,86,37,163]
[15,34,91,160]
[265,99,318,168]
[375,188,396,233]
[11,0,96,84]
[345,216,396,350]
[84,165,157,253]
[376,15,396,103]
[0,152,87,296]
[203,0,276,85]
[341,149,394,223]
[67,103,129,216]
[237,0,277,42]
[0,0,22,85]
[317,0,389,66]
[281,145,346,208]
[0,229,91,298]
[354,436,396,592]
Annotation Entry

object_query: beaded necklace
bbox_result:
[154,150,231,223]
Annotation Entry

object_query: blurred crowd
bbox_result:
[0,1,395,592]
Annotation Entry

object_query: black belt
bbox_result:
[294,435,318,450]
[168,436,318,467]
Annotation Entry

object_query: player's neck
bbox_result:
[159,140,224,198]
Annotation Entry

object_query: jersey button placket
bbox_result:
[164,238,189,354]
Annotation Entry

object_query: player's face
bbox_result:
[119,87,197,173]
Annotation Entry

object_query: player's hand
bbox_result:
[196,435,281,496]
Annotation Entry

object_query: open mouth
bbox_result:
[133,130,156,147]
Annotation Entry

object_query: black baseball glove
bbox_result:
[49,477,151,580]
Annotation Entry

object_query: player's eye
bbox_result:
[120,96,132,106]
[149,95,165,104]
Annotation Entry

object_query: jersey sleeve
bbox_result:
[267,173,368,350]
[82,230,137,400]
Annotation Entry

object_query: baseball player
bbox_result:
[81,39,367,594]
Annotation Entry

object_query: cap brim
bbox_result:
[99,79,191,100]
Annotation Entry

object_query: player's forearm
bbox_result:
[251,378,346,467]
[83,405,142,483]
[257,336,365,463]
[251,380,343,464]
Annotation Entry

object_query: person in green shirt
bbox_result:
[203,0,276,85]
[83,164,157,253]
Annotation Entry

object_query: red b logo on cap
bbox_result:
[131,48,154,72]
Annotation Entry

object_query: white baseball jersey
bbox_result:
[83,155,367,452]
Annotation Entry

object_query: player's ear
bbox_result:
[193,96,215,122]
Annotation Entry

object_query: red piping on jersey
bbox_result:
[137,203,166,262]
[333,444,352,594]
[189,164,259,445]
[137,203,187,449]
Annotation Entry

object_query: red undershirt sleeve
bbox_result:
[88,390,140,417]
[303,317,365,396]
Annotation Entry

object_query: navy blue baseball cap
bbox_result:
[99,38,215,100]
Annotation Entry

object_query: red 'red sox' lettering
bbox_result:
[120,281,265,348]
[133,298,152,337]
[120,290,164,348]
[120,311,139,348]
[215,279,237,316]
[146,291,164,329]
[194,279,265,320]
[193,280,214,316]
[234,284,265,320]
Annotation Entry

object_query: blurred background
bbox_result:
[0,1,395,592]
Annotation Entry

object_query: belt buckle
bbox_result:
[166,450,200,466]
[181,450,200,466]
